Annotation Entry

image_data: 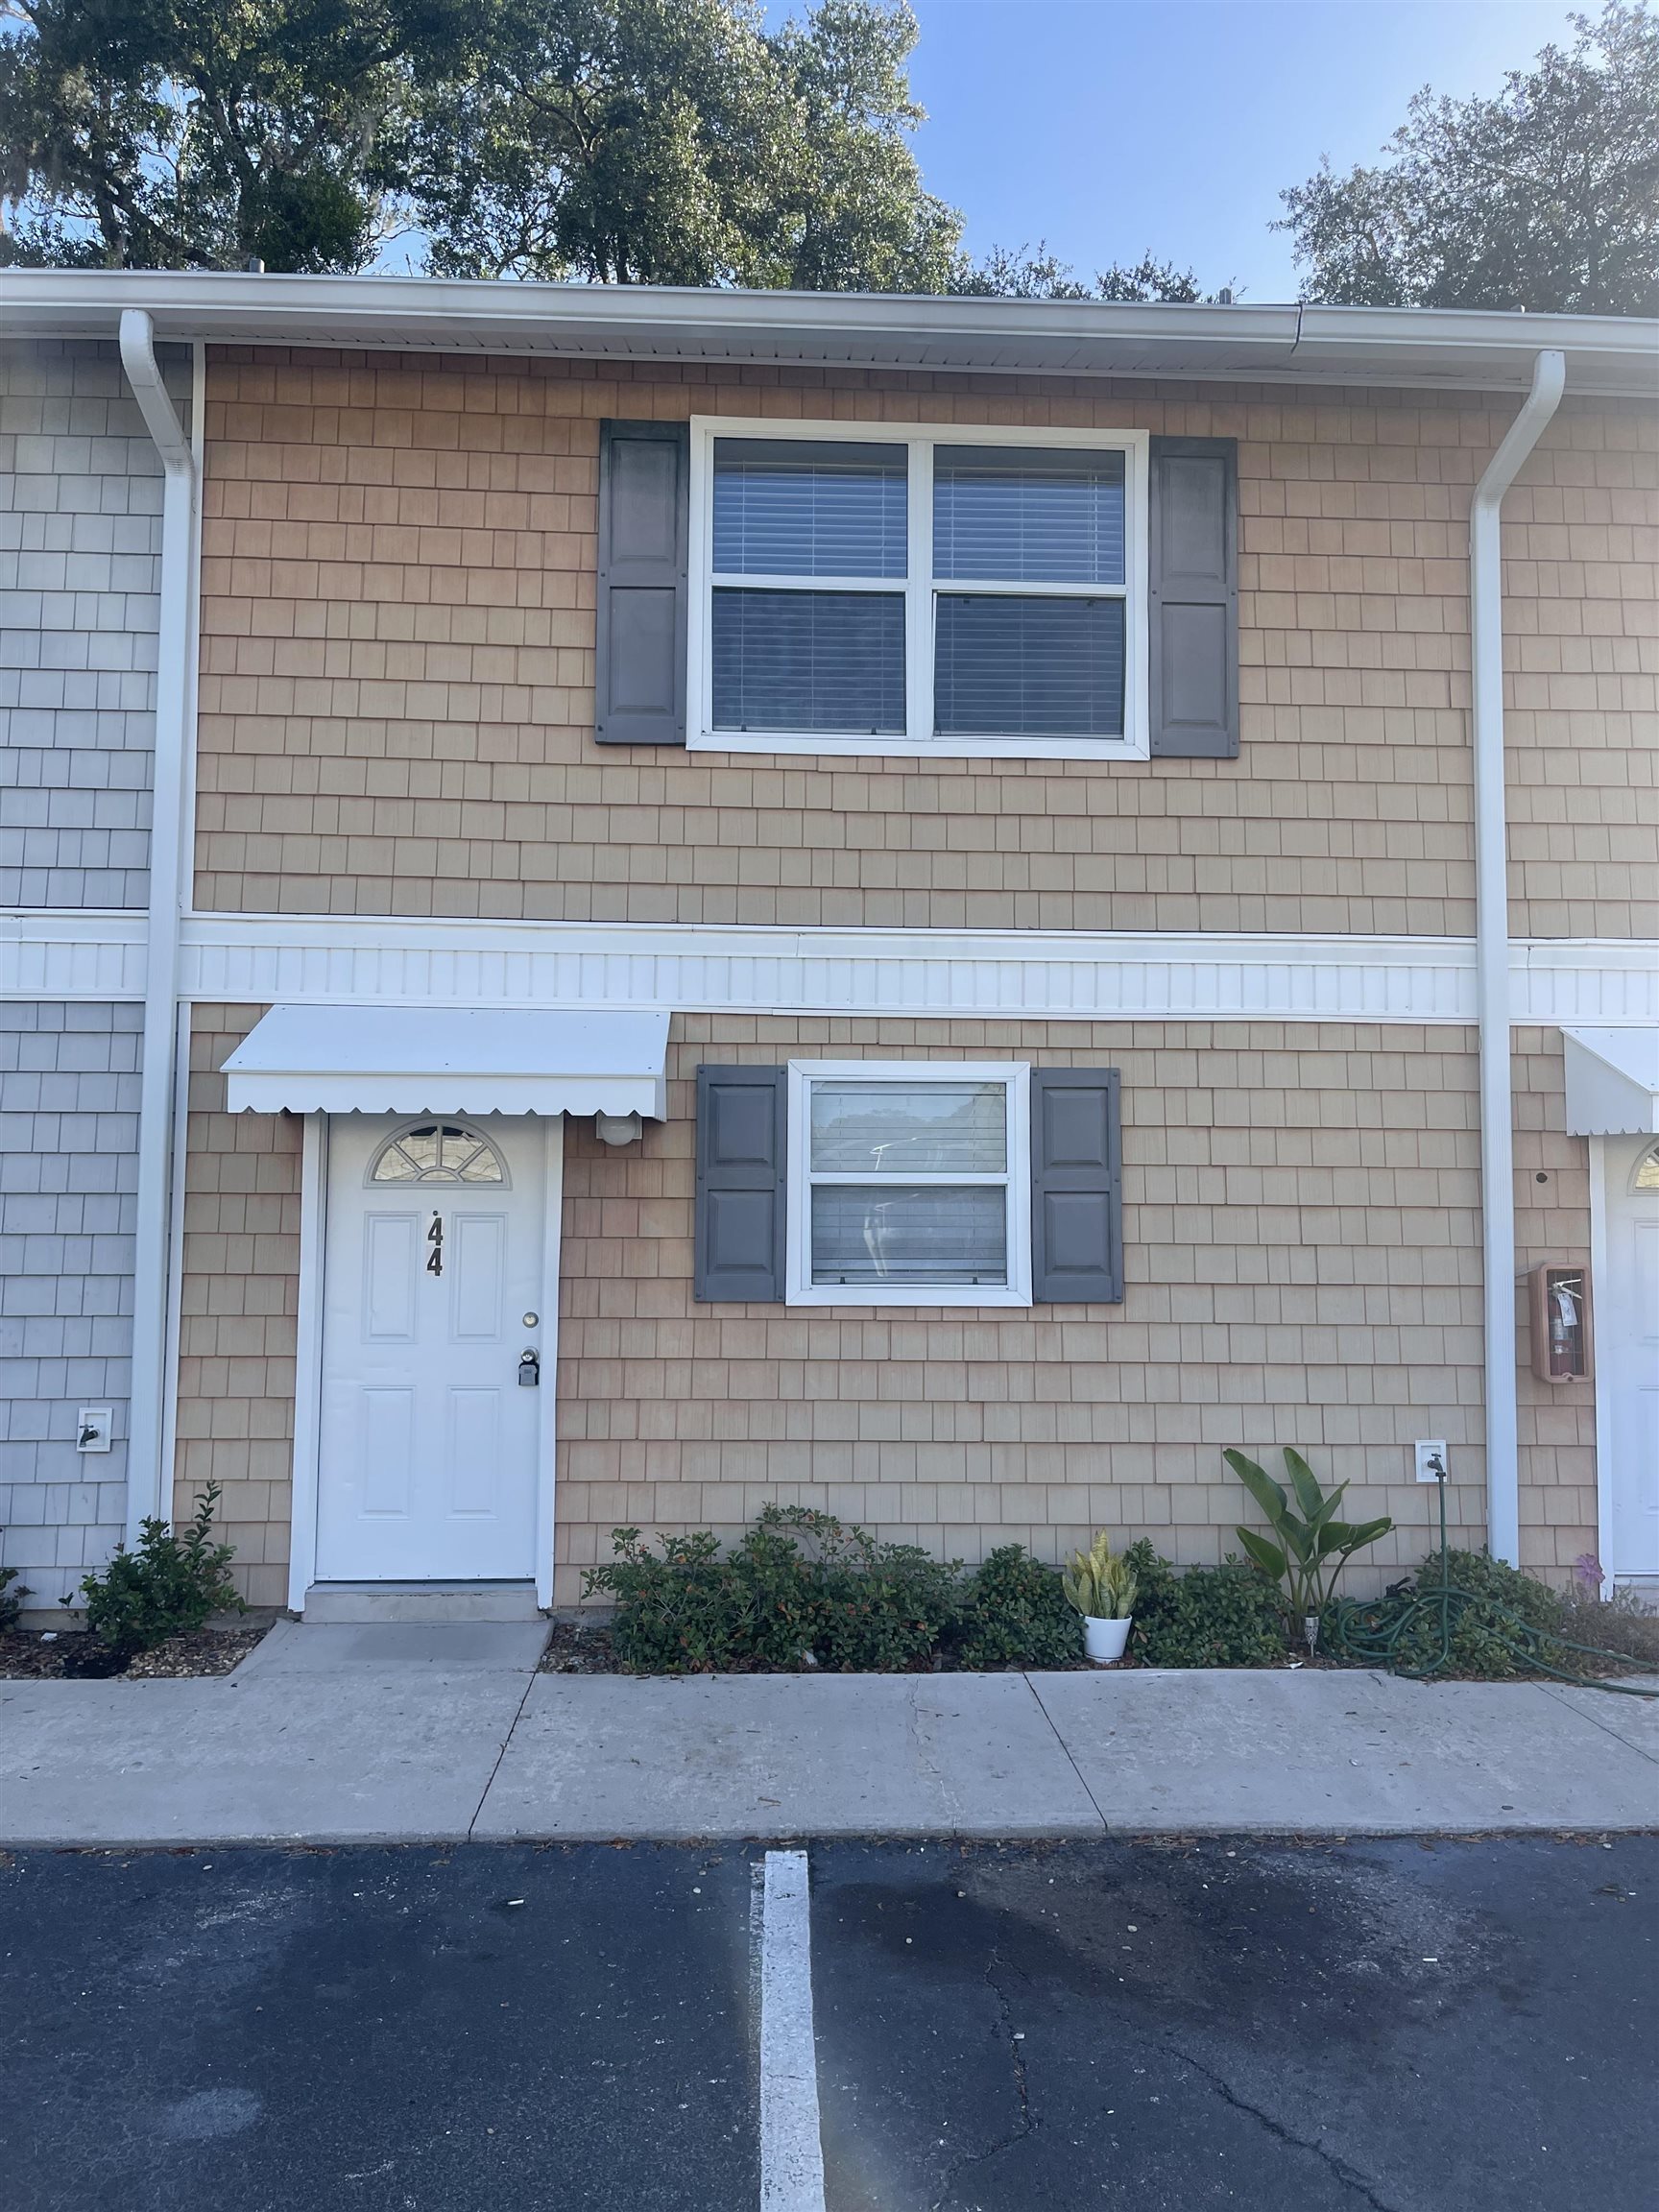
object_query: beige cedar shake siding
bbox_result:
[174,1006,302,1607]
[194,352,1657,940]
[170,1011,1598,1605]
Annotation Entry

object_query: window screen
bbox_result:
[713,440,907,578]
[935,595,1125,738]
[712,589,905,733]
[804,1075,1014,1291]
[810,1185,1007,1286]
[932,446,1125,585]
[711,439,908,733]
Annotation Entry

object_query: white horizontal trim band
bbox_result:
[0,911,149,1000]
[2,911,1654,1028]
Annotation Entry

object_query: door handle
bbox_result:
[517,1349,541,1387]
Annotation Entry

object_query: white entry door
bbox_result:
[317,1117,547,1582]
[1603,1136,1659,1580]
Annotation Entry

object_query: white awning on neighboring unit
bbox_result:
[221,1005,670,1118]
[1561,1025,1659,1136]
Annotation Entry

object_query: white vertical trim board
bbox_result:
[758,1849,828,2212]
[1589,1135,1615,1597]
[157,1000,192,1527]
[287,1114,328,1613]
[535,1118,565,1610]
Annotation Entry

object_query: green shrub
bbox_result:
[950,1546,1080,1670]
[79,1484,244,1657]
[796,1521,959,1673]
[0,1557,27,1632]
[581,1527,786,1673]
[1125,1541,1287,1668]
[583,1506,960,1674]
[1328,1547,1576,1678]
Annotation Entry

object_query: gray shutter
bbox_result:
[1148,435,1238,759]
[596,420,689,745]
[1030,1070,1123,1303]
[695,1066,786,1301]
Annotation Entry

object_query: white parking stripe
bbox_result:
[758,1849,828,2212]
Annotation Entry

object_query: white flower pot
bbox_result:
[1083,1614,1132,1664]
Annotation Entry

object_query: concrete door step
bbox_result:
[301,1583,543,1624]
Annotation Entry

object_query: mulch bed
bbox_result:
[538,1617,621,1673]
[511,1615,1659,1687]
[0,1624,270,1680]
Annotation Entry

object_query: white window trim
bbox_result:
[784,1060,1032,1307]
[687,418,1151,763]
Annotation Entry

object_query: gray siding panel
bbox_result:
[0,1001,139,1601]
[0,340,188,910]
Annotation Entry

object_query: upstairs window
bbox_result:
[692,422,1147,759]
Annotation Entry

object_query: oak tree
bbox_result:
[1278,3,1659,315]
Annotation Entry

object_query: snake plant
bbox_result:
[1225,1446,1392,1621]
[1062,1531,1138,1621]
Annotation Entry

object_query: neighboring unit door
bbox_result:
[317,1117,546,1582]
[1604,1137,1659,1581]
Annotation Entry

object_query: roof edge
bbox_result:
[0,271,1653,397]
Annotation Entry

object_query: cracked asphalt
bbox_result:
[812,1837,1658,2211]
[2,1835,1653,2211]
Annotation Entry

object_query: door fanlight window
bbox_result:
[1632,1144,1659,1192]
[369,1123,507,1187]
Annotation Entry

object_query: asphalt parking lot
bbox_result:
[2,1834,1653,2211]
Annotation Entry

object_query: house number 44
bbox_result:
[426,1212,444,1277]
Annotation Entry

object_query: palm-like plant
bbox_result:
[1225,1447,1392,1622]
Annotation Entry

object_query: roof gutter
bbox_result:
[1,273,1651,393]
[1470,349,1566,1566]
[118,308,197,1540]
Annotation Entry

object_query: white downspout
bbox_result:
[1471,348,1565,1567]
[119,308,197,1539]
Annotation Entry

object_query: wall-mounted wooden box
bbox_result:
[1527,1263,1593,1383]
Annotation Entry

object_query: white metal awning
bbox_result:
[1561,1025,1659,1136]
[221,1005,669,1118]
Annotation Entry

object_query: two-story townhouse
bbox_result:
[1,276,1653,1622]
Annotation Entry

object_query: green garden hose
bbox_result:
[1328,1473,1659,1699]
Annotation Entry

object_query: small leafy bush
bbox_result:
[950,1546,1080,1671]
[581,1527,787,1673]
[79,1484,244,1658]
[1126,1541,1287,1668]
[583,1506,959,1674]
[1328,1548,1577,1679]
[795,1514,959,1673]
[0,1556,28,1632]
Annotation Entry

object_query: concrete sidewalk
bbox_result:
[2,1622,1655,1846]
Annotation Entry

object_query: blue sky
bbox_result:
[890,1,1588,299]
